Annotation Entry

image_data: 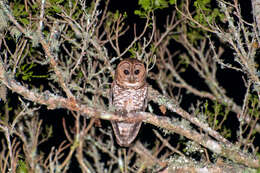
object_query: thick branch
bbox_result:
[252,0,260,35]
[0,63,259,168]
[148,86,231,145]
[0,1,259,169]
[162,164,251,173]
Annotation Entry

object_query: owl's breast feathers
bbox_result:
[112,82,148,112]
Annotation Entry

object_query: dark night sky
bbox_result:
[13,0,253,148]
[1,1,257,171]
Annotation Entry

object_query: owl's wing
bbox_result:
[142,84,148,111]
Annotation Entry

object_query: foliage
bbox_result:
[134,0,175,17]
[16,63,49,81]
[0,0,259,172]
[193,0,225,26]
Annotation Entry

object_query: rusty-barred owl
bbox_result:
[110,58,148,147]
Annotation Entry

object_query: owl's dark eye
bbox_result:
[134,69,140,75]
[124,69,130,75]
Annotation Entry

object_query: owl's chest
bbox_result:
[112,84,147,112]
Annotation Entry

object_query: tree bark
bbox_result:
[252,0,260,35]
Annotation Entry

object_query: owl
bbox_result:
[110,58,148,147]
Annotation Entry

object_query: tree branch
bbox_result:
[0,60,259,168]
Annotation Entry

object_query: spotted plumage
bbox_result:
[110,58,148,147]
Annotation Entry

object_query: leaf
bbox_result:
[20,18,29,25]
[52,5,62,13]
[169,0,176,5]
[56,0,64,4]
[17,160,28,173]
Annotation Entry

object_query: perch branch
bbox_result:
[0,62,259,168]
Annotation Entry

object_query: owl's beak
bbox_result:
[129,76,135,83]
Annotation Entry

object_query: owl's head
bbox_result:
[115,58,146,89]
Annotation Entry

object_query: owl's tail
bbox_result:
[111,121,142,147]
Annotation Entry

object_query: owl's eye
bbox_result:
[124,69,130,75]
[134,69,140,75]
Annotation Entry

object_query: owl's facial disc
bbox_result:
[115,59,146,89]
